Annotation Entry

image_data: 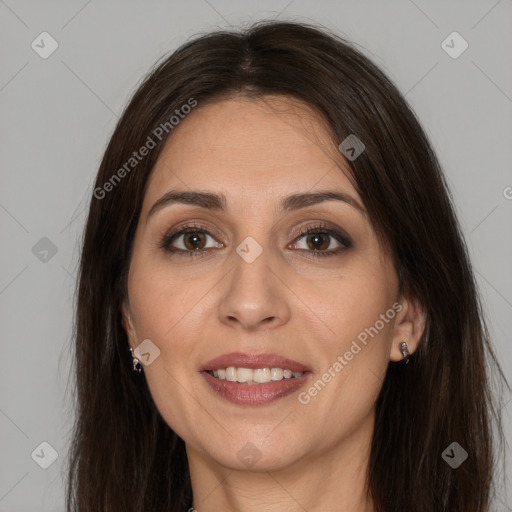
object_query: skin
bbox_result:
[122,95,426,512]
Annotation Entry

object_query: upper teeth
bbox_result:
[211,367,304,383]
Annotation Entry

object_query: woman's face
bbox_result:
[122,95,415,472]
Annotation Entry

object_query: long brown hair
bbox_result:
[66,20,507,511]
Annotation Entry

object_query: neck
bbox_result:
[186,412,375,512]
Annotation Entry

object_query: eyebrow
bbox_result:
[146,189,366,221]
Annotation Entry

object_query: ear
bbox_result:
[389,293,427,362]
[121,300,138,350]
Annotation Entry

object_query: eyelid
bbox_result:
[158,221,223,250]
[159,220,352,256]
[291,221,352,245]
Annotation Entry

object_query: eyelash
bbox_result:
[159,222,352,258]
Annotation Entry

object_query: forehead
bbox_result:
[144,95,358,211]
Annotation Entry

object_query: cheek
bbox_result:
[293,258,395,409]
[298,259,395,345]
[126,263,207,435]
[126,256,212,391]
[296,318,393,449]
[127,255,198,338]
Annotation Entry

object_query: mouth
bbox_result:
[206,366,305,384]
[200,352,312,405]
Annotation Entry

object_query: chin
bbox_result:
[197,435,306,473]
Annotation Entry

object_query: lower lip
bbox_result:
[201,371,311,405]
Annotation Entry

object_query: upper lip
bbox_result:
[200,352,311,373]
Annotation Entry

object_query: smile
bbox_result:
[200,352,312,405]
[207,367,304,384]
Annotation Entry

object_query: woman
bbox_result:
[66,20,506,512]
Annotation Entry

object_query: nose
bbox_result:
[218,246,291,331]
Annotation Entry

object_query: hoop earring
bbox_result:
[399,341,410,364]
[129,347,143,373]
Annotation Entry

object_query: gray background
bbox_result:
[0,0,511,510]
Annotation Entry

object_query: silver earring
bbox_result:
[400,341,410,364]
[129,347,142,373]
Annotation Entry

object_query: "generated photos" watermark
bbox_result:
[298,302,402,404]
[94,98,197,200]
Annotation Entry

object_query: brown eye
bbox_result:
[160,225,224,256]
[305,233,330,251]
[293,231,341,252]
[182,231,207,250]
[289,224,352,258]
